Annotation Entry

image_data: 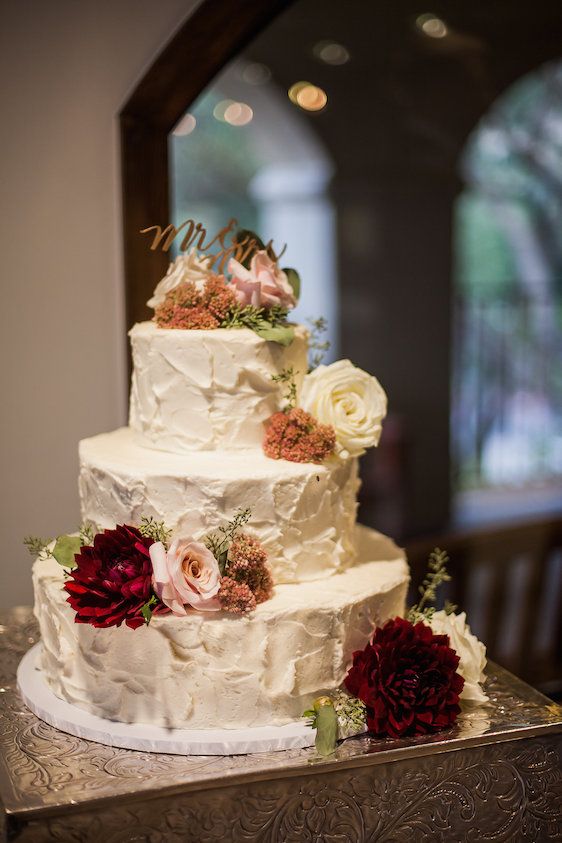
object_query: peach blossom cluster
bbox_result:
[154,276,237,329]
[263,408,336,464]
[218,533,273,613]
[218,577,256,614]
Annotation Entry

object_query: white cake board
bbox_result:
[17,644,316,756]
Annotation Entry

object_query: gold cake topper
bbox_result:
[140,217,286,274]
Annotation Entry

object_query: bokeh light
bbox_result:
[415,13,448,38]
[173,113,196,136]
[213,99,236,121]
[288,81,328,112]
[313,40,350,65]
[241,62,271,85]
[223,101,254,126]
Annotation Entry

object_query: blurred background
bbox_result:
[2,0,561,695]
[168,0,562,539]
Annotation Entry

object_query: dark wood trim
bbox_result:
[120,0,294,335]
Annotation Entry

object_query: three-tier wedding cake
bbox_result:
[30,229,410,732]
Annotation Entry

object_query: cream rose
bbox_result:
[147,248,212,309]
[149,537,221,614]
[429,610,488,703]
[228,250,296,310]
[300,359,387,458]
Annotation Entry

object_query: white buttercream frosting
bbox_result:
[79,427,359,584]
[33,525,409,730]
[129,322,309,453]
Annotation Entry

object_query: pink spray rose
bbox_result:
[228,250,296,310]
[149,538,221,614]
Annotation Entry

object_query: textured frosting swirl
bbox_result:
[129,323,309,453]
[79,428,360,584]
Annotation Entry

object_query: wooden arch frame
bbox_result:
[119,0,292,331]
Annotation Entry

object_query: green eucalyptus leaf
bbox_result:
[302,708,316,724]
[141,595,158,625]
[141,604,153,625]
[283,267,301,302]
[254,323,295,346]
[52,535,82,569]
[313,697,338,756]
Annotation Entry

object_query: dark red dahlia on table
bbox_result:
[64,524,167,630]
[345,616,464,738]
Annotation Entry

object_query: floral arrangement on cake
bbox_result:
[148,233,300,346]
[146,226,389,465]
[263,358,388,465]
[304,548,488,755]
[24,508,273,629]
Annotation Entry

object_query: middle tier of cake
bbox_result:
[79,427,360,584]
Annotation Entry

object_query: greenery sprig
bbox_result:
[79,522,95,546]
[220,304,294,346]
[307,316,330,370]
[331,690,367,737]
[141,594,158,625]
[407,547,452,623]
[139,516,172,546]
[24,521,97,567]
[23,536,53,560]
[204,507,252,574]
[271,367,298,410]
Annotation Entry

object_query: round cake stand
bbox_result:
[17,644,316,756]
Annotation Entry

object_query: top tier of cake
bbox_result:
[129,322,308,453]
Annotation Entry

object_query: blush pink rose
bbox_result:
[228,250,296,309]
[149,538,221,614]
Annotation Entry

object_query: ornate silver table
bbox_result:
[0,608,560,842]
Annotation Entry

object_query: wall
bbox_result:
[0,0,198,606]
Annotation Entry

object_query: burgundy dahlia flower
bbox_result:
[64,525,166,630]
[345,617,464,738]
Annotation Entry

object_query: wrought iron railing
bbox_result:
[452,295,562,490]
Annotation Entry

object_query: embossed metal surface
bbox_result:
[0,608,561,841]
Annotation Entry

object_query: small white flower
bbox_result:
[300,359,387,458]
[147,248,212,308]
[429,610,489,703]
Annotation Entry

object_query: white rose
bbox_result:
[147,248,212,308]
[429,610,488,703]
[300,359,387,458]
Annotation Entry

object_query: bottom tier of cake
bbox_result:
[32,526,409,730]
